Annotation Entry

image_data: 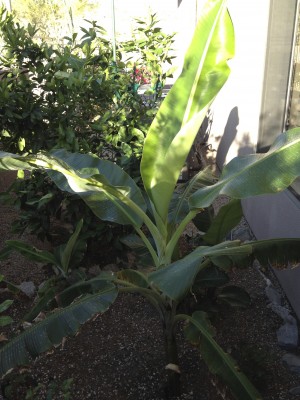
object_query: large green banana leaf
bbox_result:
[141,0,234,222]
[184,311,262,400]
[0,286,118,377]
[149,241,252,301]
[189,128,300,209]
[0,150,147,227]
[149,238,300,301]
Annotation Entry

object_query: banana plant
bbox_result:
[0,219,87,322]
[0,219,85,279]
[1,1,300,399]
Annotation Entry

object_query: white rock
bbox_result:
[277,320,298,350]
[18,281,36,298]
[265,285,282,305]
[282,353,300,374]
[289,386,300,395]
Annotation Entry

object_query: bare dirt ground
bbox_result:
[1,171,300,400]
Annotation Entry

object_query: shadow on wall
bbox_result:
[237,133,255,156]
[214,106,256,170]
[216,106,239,168]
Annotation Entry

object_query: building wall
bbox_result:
[208,0,270,166]
[206,0,300,318]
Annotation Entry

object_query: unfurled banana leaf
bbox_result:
[0,286,118,377]
[141,0,234,221]
[184,311,261,400]
[189,128,300,209]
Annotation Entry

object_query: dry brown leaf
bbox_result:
[0,333,8,342]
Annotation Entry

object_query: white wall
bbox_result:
[210,0,300,240]
[206,1,300,319]
[208,0,271,167]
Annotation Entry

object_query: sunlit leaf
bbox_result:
[189,129,300,209]
[141,0,234,221]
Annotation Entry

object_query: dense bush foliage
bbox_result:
[0,7,175,239]
[0,8,153,163]
[122,13,176,97]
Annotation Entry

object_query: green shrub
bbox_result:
[0,7,174,240]
[0,8,152,162]
[121,13,176,98]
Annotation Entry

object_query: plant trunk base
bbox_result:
[164,371,181,399]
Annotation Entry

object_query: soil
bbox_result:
[1,171,300,400]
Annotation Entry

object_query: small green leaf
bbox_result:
[120,234,145,249]
[17,170,24,179]
[17,137,25,151]
[54,71,70,79]
[0,299,13,313]
[203,199,243,245]
[0,316,13,327]
[218,285,251,308]
[25,193,54,208]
